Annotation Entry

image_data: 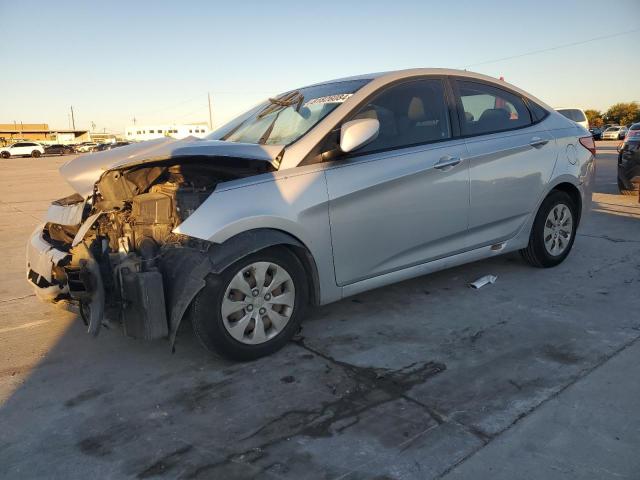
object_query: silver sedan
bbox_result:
[26,68,595,360]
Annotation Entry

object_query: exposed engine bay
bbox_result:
[37,156,273,341]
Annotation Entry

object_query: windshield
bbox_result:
[606,127,620,132]
[210,79,371,146]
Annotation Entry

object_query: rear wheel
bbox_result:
[618,177,638,196]
[521,191,577,268]
[190,247,308,360]
[31,150,41,158]
[1,151,9,159]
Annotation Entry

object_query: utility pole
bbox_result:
[208,93,213,130]
[70,106,76,130]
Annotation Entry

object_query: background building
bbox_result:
[0,123,90,146]
[124,123,210,142]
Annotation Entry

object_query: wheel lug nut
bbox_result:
[252,289,259,297]
[264,293,271,301]
[246,305,254,312]
[259,307,266,315]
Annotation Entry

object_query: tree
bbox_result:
[604,102,640,126]
[585,109,603,127]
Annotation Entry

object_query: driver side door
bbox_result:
[324,78,470,286]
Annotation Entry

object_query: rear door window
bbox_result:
[455,80,532,136]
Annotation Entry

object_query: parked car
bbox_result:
[1,142,45,158]
[92,143,111,152]
[44,144,75,155]
[602,126,627,140]
[75,142,98,153]
[589,127,603,140]
[556,108,589,130]
[618,122,640,195]
[93,141,130,152]
[26,68,595,360]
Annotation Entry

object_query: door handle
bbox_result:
[434,156,461,170]
[530,137,549,148]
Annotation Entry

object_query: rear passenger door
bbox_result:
[325,78,470,286]
[453,79,556,247]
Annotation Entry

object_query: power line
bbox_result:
[461,28,640,69]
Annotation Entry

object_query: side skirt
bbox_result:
[341,240,524,299]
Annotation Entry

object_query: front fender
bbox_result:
[172,167,341,306]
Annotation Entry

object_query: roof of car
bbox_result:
[301,68,552,111]
[308,68,507,86]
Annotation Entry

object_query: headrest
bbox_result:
[479,108,510,123]
[408,97,426,121]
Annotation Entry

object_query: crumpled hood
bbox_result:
[59,137,284,196]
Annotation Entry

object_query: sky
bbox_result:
[1,0,639,133]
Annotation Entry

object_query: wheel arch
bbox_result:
[207,228,321,307]
[550,181,582,226]
[163,228,321,348]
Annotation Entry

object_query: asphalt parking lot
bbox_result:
[1,141,639,480]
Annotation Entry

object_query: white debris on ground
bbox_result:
[469,275,498,289]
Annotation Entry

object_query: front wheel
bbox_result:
[521,191,577,268]
[1,151,9,159]
[190,247,308,360]
[31,150,41,158]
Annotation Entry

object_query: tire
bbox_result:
[520,190,577,268]
[31,150,41,158]
[1,151,9,159]
[618,177,638,196]
[190,247,309,361]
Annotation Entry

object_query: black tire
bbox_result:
[520,191,577,268]
[31,150,41,158]
[190,247,309,361]
[1,151,9,159]
[618,177,638,196]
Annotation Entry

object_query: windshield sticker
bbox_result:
[304,94,352,107]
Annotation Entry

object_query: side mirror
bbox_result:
[340,118,380,153]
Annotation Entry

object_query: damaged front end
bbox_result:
[26,139,279,343]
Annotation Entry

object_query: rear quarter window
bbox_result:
[557,109,586,122]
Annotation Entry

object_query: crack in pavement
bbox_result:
[157,338,450,479]
[434,333,640,479]
[578,233,640,244]
[0,199,42,222]
[0,294,36,304]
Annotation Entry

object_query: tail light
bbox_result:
[578,136,596,156]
